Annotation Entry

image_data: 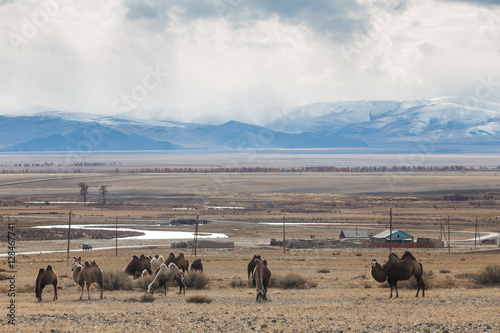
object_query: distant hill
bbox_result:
[1,97,500,152]
[272,97,500,151]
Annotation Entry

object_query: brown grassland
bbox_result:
[1,171,500,332]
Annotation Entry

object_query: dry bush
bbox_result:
[135,274,154,291]
[317,268,330,274]
[139,293,155,303]
[270,273,316,289]
[0,282,36,294]
[186,295,212,304]
[230,276,248,288]
[431,277,456,289]
[184,271,210,290]
[455,272,475,280]
[103,269,134,291]
[398,270,434,290]
[17,283,36,294]
[473,265,500,286]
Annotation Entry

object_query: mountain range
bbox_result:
[1,96,500,153]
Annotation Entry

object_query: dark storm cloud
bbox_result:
[439,0,500,7]
[123,0,386,42]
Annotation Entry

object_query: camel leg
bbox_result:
[416,277,425,297]
[79,286,84,300]
[100,285,103,300]
[394,282,399,298]
[53,283,58,300]
[87,283,91,300]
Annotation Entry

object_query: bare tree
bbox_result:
[78,182,89,203]
[99,185,108,205]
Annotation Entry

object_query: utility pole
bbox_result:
[66,211,72,266]
[283,215,286,254]
[475,217,477,247]
[448,216,451,253]
[389,208,393,252]
[115,217,118,256]
[193,215,199,257]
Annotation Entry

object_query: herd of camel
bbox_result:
[35,250,425,302]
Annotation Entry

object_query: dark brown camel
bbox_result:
[125,255,152,278]
[247,255,261,279]
[35,265,58,302]
[190,258,203,272]
[371,251,425,298]
[165,253,189,272]
[252,259,271,301]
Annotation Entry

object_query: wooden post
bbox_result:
[193,215,199,257]
[115,217,118,256]
[66,211,72,266]
[475,217,478,247]
[448,216,451,253]
[283,215,286,254]
[389,208,393,252]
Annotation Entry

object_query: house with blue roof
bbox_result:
[372,229,414,244]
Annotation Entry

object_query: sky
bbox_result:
[1,0,499,124]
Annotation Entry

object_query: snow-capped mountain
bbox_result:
[273,97,500,147]
[1,97,500,152]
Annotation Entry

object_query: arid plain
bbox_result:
[1,165,500,332]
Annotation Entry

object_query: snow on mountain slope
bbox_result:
[2,97,500,151]
[274,97,500,143]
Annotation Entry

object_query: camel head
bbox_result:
[71,262,78,271]
[370,259,387,283]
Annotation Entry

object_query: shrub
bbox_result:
[399,270,434,290]
[230,276,248,288]
[186,295,212,304]
[271,273,314,289]
[317,269,330,274]
[103,270,134,291]
[140,293,155,302]
[184,271,210,290]
[473,265,500,286]
[440,270,451,274]
[135,274,154,291]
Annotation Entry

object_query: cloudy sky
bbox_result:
[1,0,499,124]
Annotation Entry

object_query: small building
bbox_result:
[339,229,369,240]
[372,229,414,244]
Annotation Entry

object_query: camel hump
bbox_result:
[263,260,268,266]
[38,268,45,274]
[90,261,98,267]
[178,253,184,258]
[133,255,139,260]
[46,265,53,271]
[388,253,399,260]
[402,251,416,261]
[84,261,91,267]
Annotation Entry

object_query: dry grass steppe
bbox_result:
[1,170,499,332]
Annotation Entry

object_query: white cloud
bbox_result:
[0,0,499,124]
